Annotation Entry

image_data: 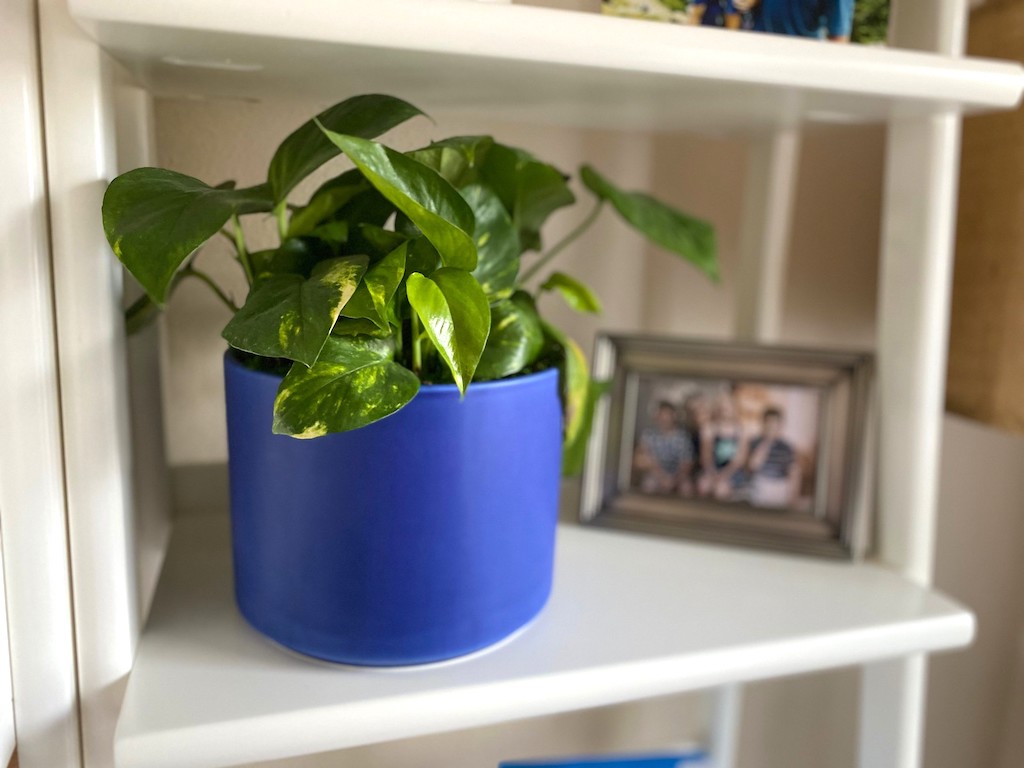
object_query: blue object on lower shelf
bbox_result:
[499,751,709,767]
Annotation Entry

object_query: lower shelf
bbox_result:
[114,515,973,768]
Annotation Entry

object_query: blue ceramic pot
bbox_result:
[223,352,562,666]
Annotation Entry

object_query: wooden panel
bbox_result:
[947,0,1024,433]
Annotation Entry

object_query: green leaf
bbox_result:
[461,184,521,296]
[268,94,425,202]
[357,224,408,257]
[561,379,611,477]
[580,165,718,281]
[407,136,494,188]
[406,269,491,393]
[540,320,592,475]
[273,335,420,438]
[307,220,350,245]
[102,169,273,304]
[340,242,408,329]
[540,271,602,314]
[475,292,544,380]
[249,239,325,279]
[222,255,368,366]
[331,317,392,338]
[287,171,365,239]
[480,144,575,252]
[407,237,441,275]
[318,129,478,271]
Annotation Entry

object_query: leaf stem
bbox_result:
[181,266,239,313]
[274,201,289,241]
[231,215,255,285]
[520,200,605,284]
[124,294,160,336]
[411,312,423,376]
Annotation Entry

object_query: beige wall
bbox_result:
[149,90,1024,767]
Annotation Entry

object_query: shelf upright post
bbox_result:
[707,684,743,768]
[861,1,968,767]
[0,1,83,766]
[733,126,802,344]
[36,0,151,766]
[715,124,801,768]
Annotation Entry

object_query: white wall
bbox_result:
[149,92,1024,768]
[930,415,1024,768]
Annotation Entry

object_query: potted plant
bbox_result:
[103,94,717,666]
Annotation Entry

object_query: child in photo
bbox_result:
[753,0,855,41]
[697,391,749,501]
[746,407,801,508]
[633,401,695,495]
[681,392,711,496]
[687,0,758,30]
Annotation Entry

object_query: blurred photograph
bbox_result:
[581,335,874,558]
[601,0,890,44]
[630,377,820,512]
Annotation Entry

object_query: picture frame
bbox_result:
[580,335,875,559]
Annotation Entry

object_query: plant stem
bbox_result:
[410,312,423,376]
[274,201,289,241]
[181,267,239,313]
[124,294,160,336]
[519,200,605,284]
[231,215,255,285]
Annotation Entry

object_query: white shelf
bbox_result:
[115,514,973,768]
[69,0,1024,133]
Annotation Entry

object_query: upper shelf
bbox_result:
[70,0,1024,133]
[115,514,972,768]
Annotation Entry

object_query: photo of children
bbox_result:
[602,0,889,44]
[629,376,819,512]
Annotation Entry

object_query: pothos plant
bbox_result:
[103,94,717,474]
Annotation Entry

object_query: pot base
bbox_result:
[252,609,543,670]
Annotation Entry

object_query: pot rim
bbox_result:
[224,348,560,396]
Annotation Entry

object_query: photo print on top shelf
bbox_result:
[600,0,890,44]
[580,335,875,559]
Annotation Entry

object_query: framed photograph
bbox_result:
[580,335,874,559]
[600,0,890,45]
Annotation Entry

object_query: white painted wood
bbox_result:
[113,83,174,628]
[708,685,742,768]
[733,128,801,343]
[0,1,83,766]
[115,515,972,768]
[859,657,928,768]
[66,0,1022,131]
[874,112,962,588]
[37,1,144,766]
[0,540,15,768]
[859,2,969,766]
[722,126,802,761]
[860,112,962,768]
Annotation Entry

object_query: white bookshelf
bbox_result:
[11,0,1021,767]
[68,0,1022,131]
[115,514,972,768]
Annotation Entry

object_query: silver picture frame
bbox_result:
[580,335,875,559]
